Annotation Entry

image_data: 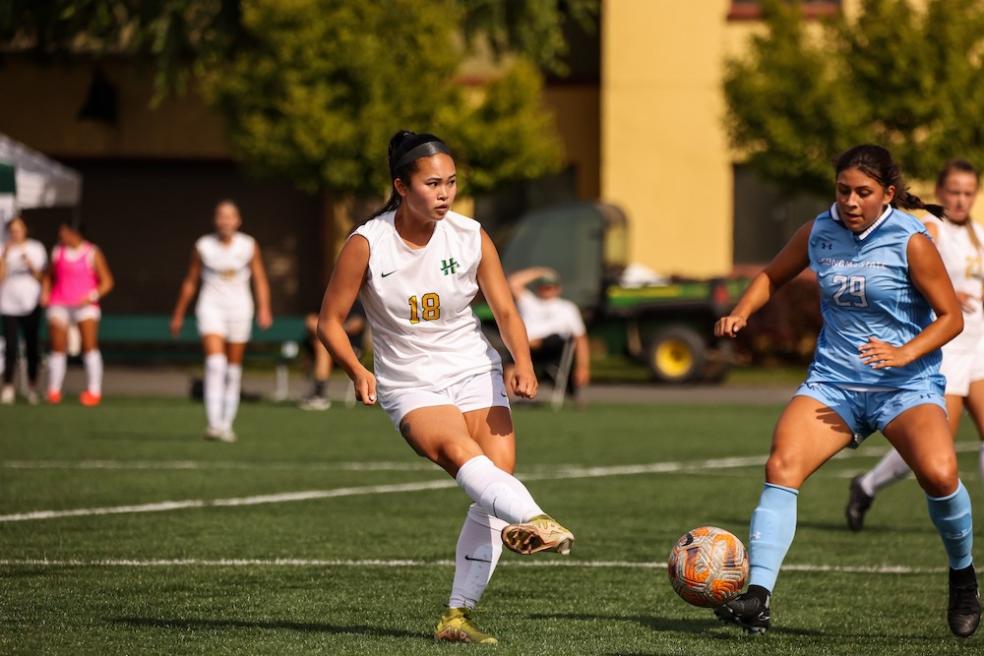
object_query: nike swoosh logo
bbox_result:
[464,555,493,563]
[381,270,396,278]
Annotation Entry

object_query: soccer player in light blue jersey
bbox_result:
[714,145,979,638]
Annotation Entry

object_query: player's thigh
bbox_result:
[201,334,226,356]
[225,341,248,364]
[78,319,99,351]
[767,395,854,488]
[945,394,965,437]
[882,403,956,497]
[463,406,516,474]
[399,404,484,476]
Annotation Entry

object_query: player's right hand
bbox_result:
[354,368,377,405]
[714,315,747,338]
[169,316,183,339]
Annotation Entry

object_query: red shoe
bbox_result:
[47,390,62,405]
[80,390,102,407]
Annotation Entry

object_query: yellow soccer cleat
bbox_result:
[501,514,575,556]
[434,607,498,644]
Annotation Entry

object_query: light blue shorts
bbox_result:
[794,380,946,447]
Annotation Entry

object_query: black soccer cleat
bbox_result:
[715,587,771,635]
[949,565,981,638]
[845,475,873,532]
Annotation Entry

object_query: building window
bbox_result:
[728,1,841,21]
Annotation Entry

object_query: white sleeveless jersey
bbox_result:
[928,216,984,344]
[195,232,255,318]
[352,210,501,391]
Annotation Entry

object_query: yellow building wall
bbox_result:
[602,0,735,277]
[0,58,229,159]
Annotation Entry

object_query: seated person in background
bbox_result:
[507,267,590,396]
[299,301,366,410]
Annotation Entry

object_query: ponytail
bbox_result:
[893,190,945,220]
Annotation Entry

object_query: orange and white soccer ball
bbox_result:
[667,526,748,607]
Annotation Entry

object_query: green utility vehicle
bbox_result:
[478,202,747,383]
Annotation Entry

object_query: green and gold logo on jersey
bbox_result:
[440,258,459,275]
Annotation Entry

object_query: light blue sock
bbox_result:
[748,483,799,592]
[927,481,974,570]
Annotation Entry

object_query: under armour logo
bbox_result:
[750,532,763,541]
[441,258,459,275]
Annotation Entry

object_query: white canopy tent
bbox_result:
[0,133,82,225]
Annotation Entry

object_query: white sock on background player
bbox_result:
[204,353,227,430]
[978,443,984,489]
[83,350,103,395]
[222,363,242,431]
[48,352,67,394]
[455,455,544,524]
[860,448,911,496]
[449,504,507,609]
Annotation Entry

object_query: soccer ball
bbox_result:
[667,526,748,607]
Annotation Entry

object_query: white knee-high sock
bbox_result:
[455,455,544,524]
[859,448,911,496]
[48,352,67,393]
[978,443,984,487]
[449,504,507,609]
[222,363,242,431]
[83,350,103,395]
[204,353,227,430]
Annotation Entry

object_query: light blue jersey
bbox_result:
[804,204,943,391]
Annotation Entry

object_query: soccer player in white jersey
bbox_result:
[847,160,984,529]
[170,200,272,442]
[318,131,575,644]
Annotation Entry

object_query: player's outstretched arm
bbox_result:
[318,235,376,405]
[170,249,201,338]
[860,233,963,370]
[477,229,538,399]
[715,220,813,338]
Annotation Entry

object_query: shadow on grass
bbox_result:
[527,612,825,638]
[109,616,430,640]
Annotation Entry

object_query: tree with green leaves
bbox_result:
[725,0,984,195]
[2,0,596,197]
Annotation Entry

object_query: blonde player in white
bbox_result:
[318,131,575,645]
[171,200,272,442]
[847,160,984,530]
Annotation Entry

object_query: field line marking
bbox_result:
[6,442,979,523]
[0,557,944,575]
[5,442,978,473]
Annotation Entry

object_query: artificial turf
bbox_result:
[1,397,980,654]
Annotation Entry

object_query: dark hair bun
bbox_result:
[388,130,417,160]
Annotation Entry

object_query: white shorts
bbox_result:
[47,304,101,326]
[941,344,984,396]
[196,306,252,343]
[378,369,510,427]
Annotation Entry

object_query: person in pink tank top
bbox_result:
[42,218,114,406]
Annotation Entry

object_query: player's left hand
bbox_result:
[257,307,273,330]
[859,337,913,369]
[509,364,538,400]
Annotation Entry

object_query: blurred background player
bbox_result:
[507,266,590,400]
[170,200,272,442]
[847,160,984,530]
[714,145,979,638]
[298,301,365,411]
[43,218,114,406]
[0,216,46,404]
[318,130,574,645]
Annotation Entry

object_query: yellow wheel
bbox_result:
[646,326,706,382]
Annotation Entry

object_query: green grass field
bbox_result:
[2,397,981,655]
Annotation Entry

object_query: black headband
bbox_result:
[392,140,450,173]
